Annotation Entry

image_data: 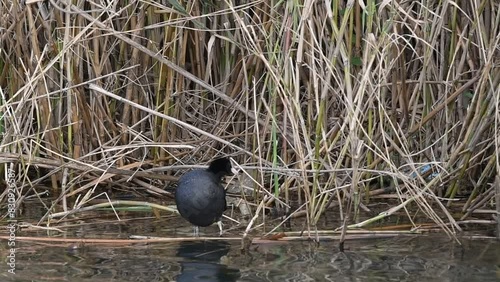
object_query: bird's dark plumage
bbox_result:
[175,157,236,234]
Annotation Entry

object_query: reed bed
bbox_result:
[0,0,499,240]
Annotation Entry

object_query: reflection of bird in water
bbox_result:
[175,241,240,282]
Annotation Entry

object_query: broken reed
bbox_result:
[0,1,498,233]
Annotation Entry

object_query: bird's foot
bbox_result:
[217,221,223,236]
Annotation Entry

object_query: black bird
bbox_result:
[175,157,237,236]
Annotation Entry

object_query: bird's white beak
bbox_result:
[231,167,239,175]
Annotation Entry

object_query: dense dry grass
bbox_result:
[0,0,499,239]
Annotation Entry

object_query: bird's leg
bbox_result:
[193,226,199,237]
[217,221,223,236]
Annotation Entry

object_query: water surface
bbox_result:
[1,199,498,281]
[1,233,498,282]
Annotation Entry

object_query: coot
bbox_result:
[175,157,237,236]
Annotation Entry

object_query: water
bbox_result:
[1,233,498,281]
[1,199,498,281]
